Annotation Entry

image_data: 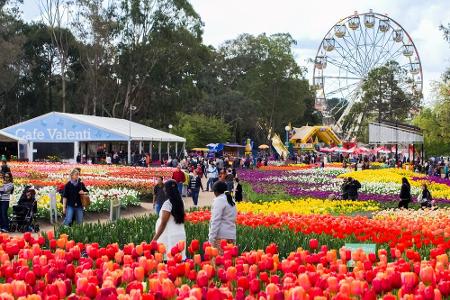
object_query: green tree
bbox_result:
[412,69,450,155]
[114,0,203,119]
[412,108,450,156]
[343,61,421,140]
[440,23,450,43]
[197,33,319,144]
[173,113,231,149]
[0,0,25,126]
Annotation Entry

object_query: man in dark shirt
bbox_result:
[153,176,166,215]
[0,158,10,176]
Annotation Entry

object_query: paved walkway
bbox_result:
[34,178,216,233]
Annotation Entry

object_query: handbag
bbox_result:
[417,194,423,203]
[80,194,91,208]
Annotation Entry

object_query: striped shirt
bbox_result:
[0,183,14,201]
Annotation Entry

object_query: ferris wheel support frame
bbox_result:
[312,10,423,138]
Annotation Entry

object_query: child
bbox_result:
[234,178,243,202]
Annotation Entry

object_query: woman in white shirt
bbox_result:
[152,179,186,259]
[209,181,237,249]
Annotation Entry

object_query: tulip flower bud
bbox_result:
[420,265,435,286]
[309,239,319,250]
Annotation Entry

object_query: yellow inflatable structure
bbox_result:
[289,126,341,150]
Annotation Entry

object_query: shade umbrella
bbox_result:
[355,146,370,154]
[359,146,370,152]
[258,144,270,150]
[329,146,341,152]
[191,148,209,152]
[345,146,356,153]
[375,146,391,154]
[319,147,333,153]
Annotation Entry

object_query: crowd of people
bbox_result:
[163,156,244,209]
[415,157,450,177]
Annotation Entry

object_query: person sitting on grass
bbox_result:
[347,177,361,201]
[419,183,433,209]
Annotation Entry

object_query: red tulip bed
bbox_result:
[186,210,450,257]
[0,230,450,300]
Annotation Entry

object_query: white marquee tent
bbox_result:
[1,112,186,162]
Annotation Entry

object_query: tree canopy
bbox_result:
[342,61,421,141]
[0,0,321,146]
[173,113,231,149]
[413,70,450,156]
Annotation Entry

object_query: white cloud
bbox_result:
[190,0,450,103]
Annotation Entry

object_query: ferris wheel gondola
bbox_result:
[313,9,423,138]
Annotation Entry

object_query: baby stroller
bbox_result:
[10,186,39,233]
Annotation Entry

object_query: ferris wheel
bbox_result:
[313,9,423,136]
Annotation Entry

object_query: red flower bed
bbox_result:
[186,210,450,255]
[0,232,449,299]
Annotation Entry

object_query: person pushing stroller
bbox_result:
[10,186,39,232]
[14,186,37,215]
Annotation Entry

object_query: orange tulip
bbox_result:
[193,254,201,265]
[420,265,436,286]
[135,244,143,256]
[0,283,13,294]
[56,238,66,249]
[285,286,307,300]
[134,266,145,282]
[123,255,133,266]
[327,276,339,293]
[266,283,280,299]
[148,278,161,294]
[177,240,185,252]
[297,273,311,291]
[115,250,124,263]
[12,280,27,298]
[157,243,166,254]
[226,266,237,281]
[189,287,202,300]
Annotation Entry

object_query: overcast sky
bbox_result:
[22,0,450,104]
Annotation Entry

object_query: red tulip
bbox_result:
[54,279,67,298]
[309,239,319,250]
[265,243,278,255]
[249,278,260,294]
[196,270,208,287]
[237,276,249,290]
[47,231,55,240]
[24,271,36,286]
[260,272,269,283]
[189,240,200,254]
[438,281,450,296]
